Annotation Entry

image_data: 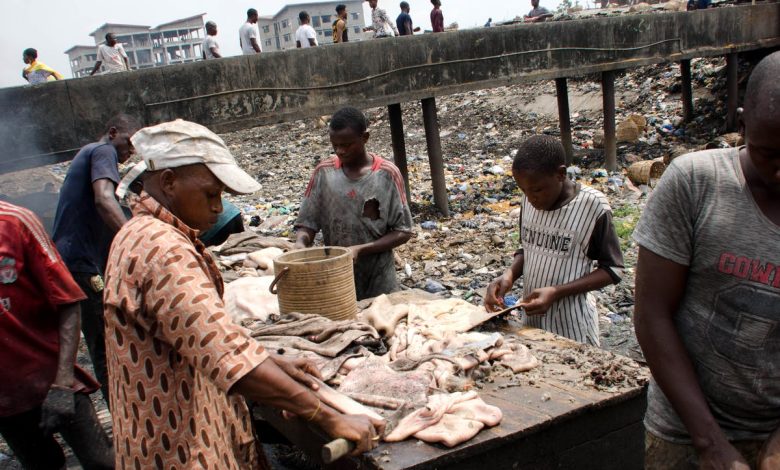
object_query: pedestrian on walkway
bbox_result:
[364,0,399,38]
[22,48,63,84]
[240,8,262,54]
[90,33,129,75]
[202,21,222,59]
[296,11,319,48]
[430,0,444,32]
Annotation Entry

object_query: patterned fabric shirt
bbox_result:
[23,60,63,84]
[371,7,399,37]
[103,192,269,470]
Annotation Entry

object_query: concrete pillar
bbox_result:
[387,103,411,204]
[555,78,574,165]
[680,59,694,123]
[421,97,449,217]
[726,52,739,132]
[601,71,617,172]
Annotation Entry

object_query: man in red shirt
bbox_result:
[0,200,113,469]
[430,0,444,32]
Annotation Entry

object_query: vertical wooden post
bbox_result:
[680,59,694,123]
[555,77,574,165]
[387,103,411,204]
[601,71,617,172]
[421,97,449,217]
[726,52,739,132]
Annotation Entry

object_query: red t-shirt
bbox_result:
[431,7,444,32]
[0,201,99,417]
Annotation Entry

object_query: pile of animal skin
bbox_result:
[230,277,540,448]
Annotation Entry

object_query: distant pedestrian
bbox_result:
[296,11,318,48]
[90,33,129,76]
[485,17,493,27]
[333,4,349,43]
[21,48,63,84]
[430,0,444,32]
[240,8,262,54]
[524,0,553,22]
[396,2,420,36]
[364,0,399,38]
[202,21,222,59]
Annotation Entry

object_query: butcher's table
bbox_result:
[254,327,648,470]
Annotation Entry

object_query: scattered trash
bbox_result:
[424,279,447,294]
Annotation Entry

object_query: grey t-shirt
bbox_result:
[633,148,780,443]
[296,155,413,300]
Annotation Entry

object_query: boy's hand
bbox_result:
[520,286,559,315]
[485,270,514,312]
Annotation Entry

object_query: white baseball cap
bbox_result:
[130,119,261,194]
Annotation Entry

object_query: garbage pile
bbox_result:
[216,56,751,357]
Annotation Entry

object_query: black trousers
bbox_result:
[0,393,113,470]
[71,272,109,406]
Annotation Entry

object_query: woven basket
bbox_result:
[270,247,357,321]
[627,159,666,186]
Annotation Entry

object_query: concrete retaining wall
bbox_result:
[1,4,778,173]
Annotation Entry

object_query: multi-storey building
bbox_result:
[258,0,368,52]
[65,14,206,78]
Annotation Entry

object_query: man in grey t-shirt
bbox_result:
[634,51,780,470]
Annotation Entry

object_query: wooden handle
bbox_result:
[322,438,354,464]
[268,267,289,294]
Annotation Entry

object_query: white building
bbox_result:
[65,14,206,78]
[258,0,369,52]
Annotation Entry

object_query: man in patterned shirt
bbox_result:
[484,135,624,346]
[103,119,383,469]
[364,0,399,38]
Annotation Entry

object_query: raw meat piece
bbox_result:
[498,343,539,373]
[384,391,477,442]
[339,357,431,407]
[244,247,284,275]
[412,414,485,447]
[407,299,495,338]
[358,294,409,338]
[224,276,279,322]
[449,397,503,427]
[313,378,385,421]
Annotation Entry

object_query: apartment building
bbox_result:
[258,0,368,52]
[65,14,206,78]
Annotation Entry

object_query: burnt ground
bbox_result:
[0,55,753,468]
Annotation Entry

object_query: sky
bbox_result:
[0,0,564,89]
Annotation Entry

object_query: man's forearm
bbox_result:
[550,267,613,300]
[507,253,524,281]
[53,303,80,387]
[96,197,127,233]
[90,61,102,76]
[635,247,726,451]
[295,227,316,248]
[353,230,411,257]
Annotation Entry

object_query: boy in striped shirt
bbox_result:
[485,135,623,346]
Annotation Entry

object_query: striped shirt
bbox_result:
[519,184,623,346]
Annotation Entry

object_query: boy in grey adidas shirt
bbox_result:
[634,51,780,470]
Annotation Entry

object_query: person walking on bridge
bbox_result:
[430,0,444,32]
[364,0,399,38]
[21,48,62,84]
[333,4,349,43]
[90,33,129,75]
[202,21,222,59]
[240,8,262,54]
[296,11,318,48]
[396,2,420,36]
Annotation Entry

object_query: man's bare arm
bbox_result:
[250,38,261,52]
[52,302,80,387]
[93,179,127,232]
[635,246,750,468]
